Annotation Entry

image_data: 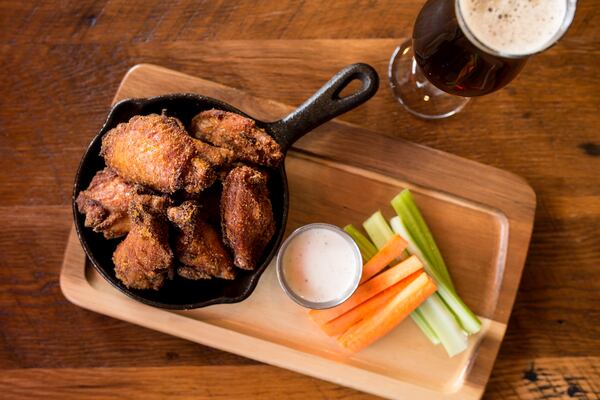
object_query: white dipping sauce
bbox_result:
[281,227,358,304]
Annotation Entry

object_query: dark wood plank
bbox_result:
[1,0,597,43]
[0,365,375,399]
[0,1,599,399]
[484,357,600,400]
[0,358,597,400]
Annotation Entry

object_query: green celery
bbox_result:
[389,216,453,291]
[344,224,378,261]
[362,211,441,346]
[391,215,481,334]
[390,190,481,335]
[391,190,455,293]
[347,219,438,343]
[390,215,475,355]
[411,309,440,345]
[362,211,396,249]
[418,295,468,357]
[437,285,482,334]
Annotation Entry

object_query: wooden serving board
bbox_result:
[60,64,536,400]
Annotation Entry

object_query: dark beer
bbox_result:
[412,0,527,97]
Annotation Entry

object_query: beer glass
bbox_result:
[389,0,577,119]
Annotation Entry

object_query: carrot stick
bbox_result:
[338,272,437,352]
[360,234,407,284]
[321,271,423,336]
[309,255,423,326]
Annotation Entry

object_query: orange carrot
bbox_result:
[321,271,423,336]
[338,272,437,352]
[309,255,422,326]
[360,234,407,284]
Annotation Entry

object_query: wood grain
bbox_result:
[0,365,372,400]
[0,1,598,399]
[484,357,600,400]
[1,358,596,400]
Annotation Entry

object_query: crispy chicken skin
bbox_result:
[191,109,284,168]
[193,140,234,167]
[81,111,282,291]
[101,114,216,194]
[76,168,139,239]
[167,201,236,280]
[221,166,276,270]
[113,195,173,290]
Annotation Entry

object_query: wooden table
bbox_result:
[0,1,598,399]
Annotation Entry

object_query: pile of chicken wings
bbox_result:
[76,110,283,290]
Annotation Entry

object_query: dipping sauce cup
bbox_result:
[276,223,363,309]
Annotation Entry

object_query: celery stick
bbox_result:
[362,211,395,249]
[391,214,474,353]
[344,224,377,261]
[362,212,441,346]
[411,309,440,345]
[437,286,481,334]
[390,216,453,291]
[391,215,481,334]
[419,295,468,357]
[391,190,455,293]
[390,192,482,335]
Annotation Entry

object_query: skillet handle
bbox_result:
[269,63,379,152]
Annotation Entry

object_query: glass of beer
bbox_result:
[389,0,577,119]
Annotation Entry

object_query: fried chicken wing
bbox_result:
[193,140,234,167]
[113,195,173,290]
[191,109,284,168]
[75,168,140,239]
[221,166,276,270]
[101,114,217,194]
[167,201,236,280]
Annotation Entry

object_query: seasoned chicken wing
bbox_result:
[191,109,283,168]
[101,114,217,194]
[113,195,173,290]
[167,201,236,280]
[193,140,234,167]
[221,166,276,270]
[75,168,140,239]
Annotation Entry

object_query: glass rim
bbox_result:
[455,0,577,59]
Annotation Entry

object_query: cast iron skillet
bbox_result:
[73,63,379,309]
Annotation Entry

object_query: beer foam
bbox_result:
[457,0,568,56]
